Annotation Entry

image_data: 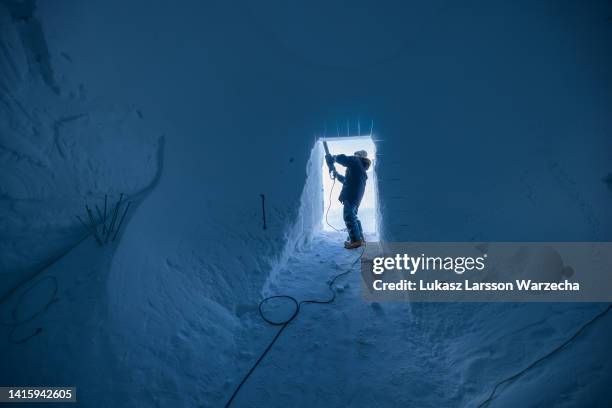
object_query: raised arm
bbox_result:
[333,154,351,167]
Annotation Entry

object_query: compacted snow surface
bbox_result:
[2,229,611,407]
[227,232,612,408]
[3,229,611,407]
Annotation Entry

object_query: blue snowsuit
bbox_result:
[333,154,371,242]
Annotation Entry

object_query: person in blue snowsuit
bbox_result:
[326,150,371,249]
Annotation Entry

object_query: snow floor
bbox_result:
[228,232,612,408]
[1,231,611,407]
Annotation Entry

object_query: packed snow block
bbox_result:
[0,4,162,299]
[374,115,611,242]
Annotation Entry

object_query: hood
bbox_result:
[360,157,371,171]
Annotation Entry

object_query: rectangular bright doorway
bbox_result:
[320,136,379,238]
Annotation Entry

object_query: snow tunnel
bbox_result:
[1,1,612,407]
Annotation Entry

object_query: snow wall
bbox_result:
[1,0,611,406]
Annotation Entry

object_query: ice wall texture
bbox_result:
[0,1,162,299]
[34,0,612,246]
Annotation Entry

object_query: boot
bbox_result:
[344,239,364,249]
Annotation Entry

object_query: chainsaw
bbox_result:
[322,141,336,178]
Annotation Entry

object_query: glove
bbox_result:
[325,154,334,166]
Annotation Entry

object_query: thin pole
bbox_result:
[76,215,102,245]
[106,193,123,243]
[103,194,107,234]
[112,201,131,241]
[260,194,267,230]
[95,205,103,224]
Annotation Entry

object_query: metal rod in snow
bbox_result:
[260,194,267,230]
[85,206,98,232]
[95,205,103,225]
[112,201,131,241]
[76,215,102,245]
[358,119,361,136]
[347,119,350,137]
[106,193,123,243]
[85,207,103,246]
[103,194,107,234]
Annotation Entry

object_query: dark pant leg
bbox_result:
[343,202,362,242]
[355,205,363,240]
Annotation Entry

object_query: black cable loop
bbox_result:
[225,240,366,407]
[0,276,59,344]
